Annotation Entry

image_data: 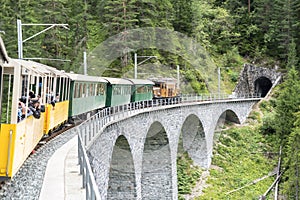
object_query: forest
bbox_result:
[1,0,299,198]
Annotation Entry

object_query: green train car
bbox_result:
[127,79,154,102]
[67,73,107,119]
[103,77,133,107]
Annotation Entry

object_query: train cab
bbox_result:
[149,78,179,98]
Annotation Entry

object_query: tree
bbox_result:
[102,0,139,70]
[274,68,300,142]
[265,0,299,62]
[284,110,300,199]
[287,39,298,70]
[171,0,193,35]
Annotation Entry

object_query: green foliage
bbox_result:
[247,111,261,123]
[287,39,299,70]
[198,126,277,199]
[274,68,300,142]
[177,152,202,195]
[283,110,300,198]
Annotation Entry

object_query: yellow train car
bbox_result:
[0,37,70,178]
[150,78,179,98]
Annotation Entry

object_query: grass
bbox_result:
[195,126,277,199]
[177,152,202,199]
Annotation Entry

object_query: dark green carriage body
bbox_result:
[126,79,154,102]
[67,73,107,117]
[104,78,133,107]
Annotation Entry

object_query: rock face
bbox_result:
[234,64,282,97]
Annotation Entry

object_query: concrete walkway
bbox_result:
[39,136,85,200]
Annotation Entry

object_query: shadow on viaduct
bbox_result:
[87,99,259,199]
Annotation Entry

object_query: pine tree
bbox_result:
[274,68,300,142]
[103,0,138,35]
[266,0,299,62]
[284,110,300,199]
[171,0,193,35]
[287,39,298,70]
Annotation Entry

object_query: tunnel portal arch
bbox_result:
[254,76,272,97]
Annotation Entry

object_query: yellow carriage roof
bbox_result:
[10,59,68,77]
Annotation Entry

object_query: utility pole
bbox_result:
[134,53,157,79]
[177,65,180,92]
[218,67,221,94]
[83,0,88,75]
[17,19,69,60]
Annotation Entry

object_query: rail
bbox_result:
[77,129,101,200]
[76,93,261,199]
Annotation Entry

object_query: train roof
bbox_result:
[148,77,177,83]
[102,77,133,85]
[125,78,154,85]
[10,59,68,77]
[66,73,108,83]
[0,36,9,63]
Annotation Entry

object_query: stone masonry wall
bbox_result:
[88,100,258,199]
[234,64,281,96]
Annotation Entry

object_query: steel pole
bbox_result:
[134,53,137,79]
[83,51,87,75]
[218,67,221,94]
[17,19,23,59]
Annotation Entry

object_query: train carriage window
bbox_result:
[90,83,94,96]
[97,84,100,95]
[98,84,101,95]
[61,77,65,101]
[94,83,96,96]
[87,83,90,97]
[85,83,89,97]
[81,83,86,97]
[74,83,78,98]
[1,74,14,124]
[79,83,83,98]
[98,83,105,95]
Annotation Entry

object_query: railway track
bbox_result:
[36,123,75,148]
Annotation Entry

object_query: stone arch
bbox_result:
[107,135,136,199]
[214,109,241,145]
[254,76,272,97]
[141,121,172,199]
[180,114,208,168]
[217,109,241,126]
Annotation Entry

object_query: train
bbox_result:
[0,36,179,179]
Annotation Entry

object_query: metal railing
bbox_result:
[76,93,261,199]
[78,129,101,200]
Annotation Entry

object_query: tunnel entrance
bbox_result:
[254,77,272,97]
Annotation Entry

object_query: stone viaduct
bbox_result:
[87,99,260,199]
